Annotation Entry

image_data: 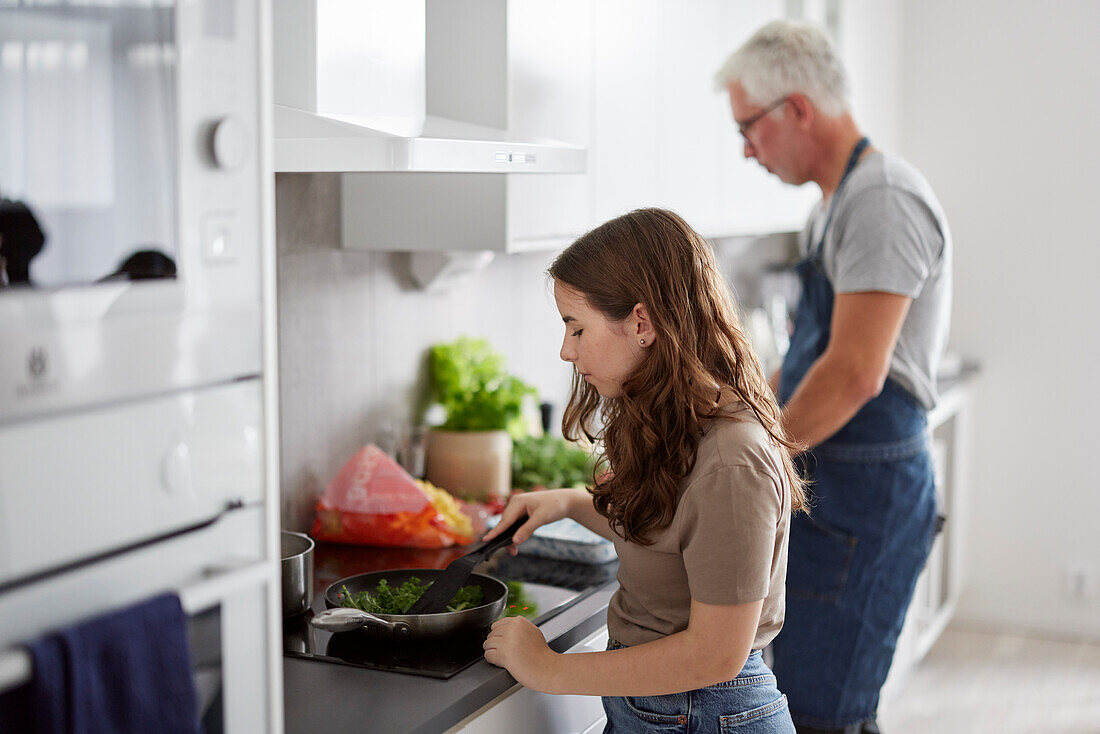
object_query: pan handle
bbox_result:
[311,607,411,638]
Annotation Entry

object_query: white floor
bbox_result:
[878,626,1100,734]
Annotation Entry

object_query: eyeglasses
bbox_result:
[737,96,789,140]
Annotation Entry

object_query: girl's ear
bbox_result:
[633,303,655,347]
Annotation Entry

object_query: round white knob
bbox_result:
[210,116,248,170]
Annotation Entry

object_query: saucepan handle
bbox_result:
[311,607,411,638]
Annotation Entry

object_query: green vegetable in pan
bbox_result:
[338,577,541,619]
[339,577,483,615]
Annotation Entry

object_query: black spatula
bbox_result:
[405,515,528,614]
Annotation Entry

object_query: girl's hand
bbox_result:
[483,616,557,690]
[480,489,578,555]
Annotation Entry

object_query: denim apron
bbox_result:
[769,138,938,730]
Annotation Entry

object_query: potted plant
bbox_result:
[511,432,595,492]
[424,337,534,501]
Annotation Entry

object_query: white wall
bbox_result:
[900,0,1100,637]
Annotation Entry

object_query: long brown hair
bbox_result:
[549,208,806,545]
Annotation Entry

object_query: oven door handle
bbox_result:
[0,558,275,695]
[179,558,275,614]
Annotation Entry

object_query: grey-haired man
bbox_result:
[715,20,952,734]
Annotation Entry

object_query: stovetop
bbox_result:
[282,542,618,680]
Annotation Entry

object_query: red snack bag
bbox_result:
[311,444,473,548]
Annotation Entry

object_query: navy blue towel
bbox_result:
[0,593,200,734]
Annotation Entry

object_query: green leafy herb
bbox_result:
[340,577,484,615]
[503,580,539,618]
[447,584,485,612]
[512,433,594,491]
[428,337,535,438]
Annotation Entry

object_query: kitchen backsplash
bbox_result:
[276,174,574,531]
[711,231,801,312]
[276,174,802,531]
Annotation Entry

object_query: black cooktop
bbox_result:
[282,549,618,680]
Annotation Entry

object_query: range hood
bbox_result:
[272,0,587,174]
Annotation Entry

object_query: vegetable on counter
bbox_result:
[312,444,475,548]
[416,478,473,538]
[511,433,595,491]
[340,578,484,615]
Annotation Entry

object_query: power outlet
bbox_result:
[1064,564,1095,602]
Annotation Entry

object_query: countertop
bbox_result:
[282,543,617,734]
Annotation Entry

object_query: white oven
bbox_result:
[0,379,282,732]
[0,0,266,422]
[0,0,280,731]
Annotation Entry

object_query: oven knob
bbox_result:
[161,441,194,496]
[208,116,248,170]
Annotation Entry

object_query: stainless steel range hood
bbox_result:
[272,0,587,174]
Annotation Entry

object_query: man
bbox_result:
[714,20,952,734]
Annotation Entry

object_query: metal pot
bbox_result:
[313,568,507,641]
[280,531,315,618]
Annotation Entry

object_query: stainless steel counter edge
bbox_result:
[282,580,619,734]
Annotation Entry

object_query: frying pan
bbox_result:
[310,515,526,641]
[313,568,508,641]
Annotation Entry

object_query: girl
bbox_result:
[482,208,805,733]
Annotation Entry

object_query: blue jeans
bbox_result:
[602,644,795,733]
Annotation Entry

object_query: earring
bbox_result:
[639,338,646,346]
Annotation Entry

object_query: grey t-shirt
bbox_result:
[802,150,952,409]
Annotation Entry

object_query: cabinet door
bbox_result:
[593,0,816,239]
[651,0,730,234]
[591,0,659,224]
[506,0,825,251]
[507,0,595,252]
[714,1,819,237]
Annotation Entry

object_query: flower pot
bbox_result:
[425,429,512,502]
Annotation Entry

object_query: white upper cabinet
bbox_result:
[337,1,901,253]
[649,0,818,238]
[652,0,730,234]
[506,0,595,252]
[586,0,817,240]
[590,0,660,225]
[711,1,820,237]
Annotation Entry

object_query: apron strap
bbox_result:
[810,136,871,260]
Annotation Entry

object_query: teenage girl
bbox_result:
[482,208,805,733]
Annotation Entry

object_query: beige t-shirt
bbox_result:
[606,402,791,650]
